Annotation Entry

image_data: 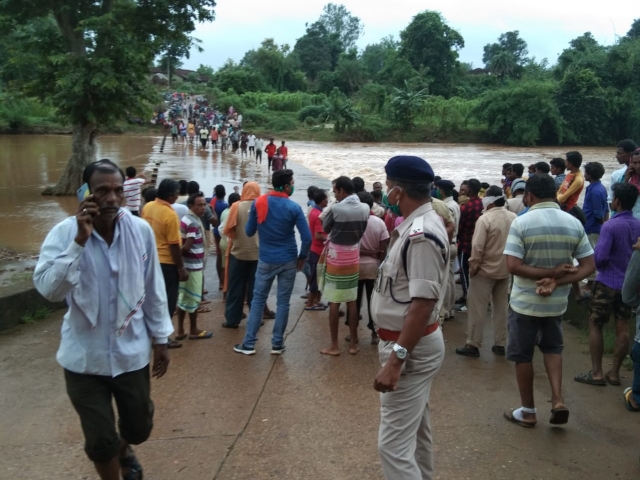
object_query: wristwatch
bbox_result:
[393,343,408,360]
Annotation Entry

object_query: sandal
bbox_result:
[174,333,188,341]
[623,387,640,412]
[605,372,621,386]
[574,371,606,386]
[119,447,143,480]
[221,322,239,329]
[189,331,213,339]
[195,307,212,313]
[503,408,536,428]
[305,304,327,311]
[167,339,182,349]
[549,406,570,425]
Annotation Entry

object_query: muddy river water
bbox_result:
[0,134,619,253]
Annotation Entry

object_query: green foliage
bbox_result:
[474,81,566,145]
[297,104,326,122]
[361,36,399,78]
[293,21,343,80]
[556,68,611,145]
[355,83,387,114]
[422,96,479,135]
[211,61,271,95]
[319,88,360,133]
[241,109,270,128]
[343,115,389,141]
[483,31,528,78]
[266,115,298,132]
[390,81,429,130]
[241,91,325,111]
[21,307,51,325]
[317,3,363,50]
[399,11,464,97]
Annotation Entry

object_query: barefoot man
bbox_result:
[503,173,594,428]
[320,176,369,356]
[370,156,448,479]
[34,159,173,480]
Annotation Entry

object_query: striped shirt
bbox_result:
[123,178,145,212]
[180,213,205,271]
[503,202,593,317]
[322,195,370,246]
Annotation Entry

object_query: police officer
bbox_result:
[371,156,448,480]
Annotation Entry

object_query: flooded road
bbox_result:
[0,135,618,253]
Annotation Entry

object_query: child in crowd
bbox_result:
[550,157,566,192]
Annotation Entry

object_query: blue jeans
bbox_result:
[632,342,640,405]
[241,260,297,349]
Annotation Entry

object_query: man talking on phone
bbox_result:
[34,159,174,480]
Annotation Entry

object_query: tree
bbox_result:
[399,11,464,97]
[211,60,270,94]
[241,39,298,92]
[317,3,364,51]
[555,32,608,81]
[360,36,398,78]
[555,67,611,145]
[474,81,567,146]
[482,31,529,78]
[390,81,429,130]
[0,0,216,195]
[320,87,360,133]
[627,18,640,40]
[293,22,343,80]
[156,43,186,87]
[334,50,365,95]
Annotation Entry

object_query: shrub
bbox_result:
[242,109,270,128]
[304,116,317,126]
[297,104,326,122]
[266,116,298,132]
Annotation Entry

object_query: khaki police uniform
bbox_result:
[371,202,448,480]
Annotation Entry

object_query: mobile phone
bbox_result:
[77,183,90,202]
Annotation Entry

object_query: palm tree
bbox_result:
[390,80,429,130]
[320,88,360,133]
[489,52,517,79]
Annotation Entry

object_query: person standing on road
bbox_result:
[175,193,213,341]
[608,139,638,214]
[370,155,448,480]
[575,183,640,387]
[557,151,584,212]
[199,124,209,150]
[123,166,148,217]
[248,132,256,157]
[280,140,289,169]
[319,176,370,356]
[34,159,173,480]
[255,136,264,164]
[142,178,189,349]
[456,178,483,309]
[503,173,594,428]
[265,138,277,171]
[455,186,516,358]
[624,148,640,219]
[223,182,261,328]
[621,237,640,413]
[435,179,460,322]
[234,169,311,355]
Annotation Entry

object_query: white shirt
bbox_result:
[33,217,174,377]
[123,178,145,212]
[172,203,188,219]
[443,196,461,243]
[248,134,256,147]
[608,165,627,203]
[254,138,264,150]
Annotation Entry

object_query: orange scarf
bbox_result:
[224,182,261,239]
[255,190,289,224]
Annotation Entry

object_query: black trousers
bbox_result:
[356,279,376,331]
[457,250,470,298]
[65,365,153,463]
[161,263,179,316]
[224,255,258,326]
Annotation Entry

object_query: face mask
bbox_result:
[387,186,402,206]
[288,185,295,197]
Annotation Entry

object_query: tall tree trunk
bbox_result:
[42,123,98,195]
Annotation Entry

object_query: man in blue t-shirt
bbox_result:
[582,162,608,292]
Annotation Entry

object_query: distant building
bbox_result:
[468,68,490,76]
[148,68,208,84]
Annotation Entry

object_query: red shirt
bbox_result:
[309,207,326,255]
[265,143,277,157]
[279,145,288,159]
[457,196,483,255]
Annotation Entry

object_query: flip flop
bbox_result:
[189,331,213,339]
[174,333,188,341]
[200,300,212,306]
[305,305,327,311]
[503,409,536,428]
[605,372,622,386]
[549,406,570,425]
[167,339,182,349]
[119,447,143,480]
[623,387,640,412]
[195,307,212,313]
[221,322,239,329]
[574,371,606,386]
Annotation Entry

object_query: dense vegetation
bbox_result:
[1,3,639,149]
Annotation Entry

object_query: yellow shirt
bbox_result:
[141,199,181,265]
[187,123,195,135]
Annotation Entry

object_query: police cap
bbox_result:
[385,156,435,183]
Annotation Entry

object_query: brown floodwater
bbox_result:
[0,135,618,254]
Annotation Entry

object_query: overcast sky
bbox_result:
[182,0,637,71]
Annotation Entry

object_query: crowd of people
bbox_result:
[32,138,640,480]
